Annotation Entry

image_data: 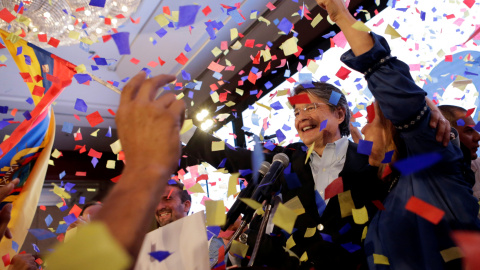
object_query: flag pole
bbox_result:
[86,72,122,95]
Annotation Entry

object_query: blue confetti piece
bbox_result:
[178,5,201,27]
[12,241,19,253]
[239,169,252,176]
[62,122,74,133]
[111,32,131,55]
[282,124,291,131]
[149,251,172,263]
[89,0,106,8]
[184,43,191,52]
[59,170,66,180]
[74,98,88,112]
[207,226,221,236]
[339,223,351,235]
[270,101,283,110]
[299,73,312,84]
[252,136,264,182]
[357,140,373,156]
[91,65,99,71]
[167,179,177,185]
[320,233,332,242]
[0,106,7,114]
[106,126,112,137]
[351,122,361,127]
[341,242,361,253]
[16,46,22,55]
[25,97,34,104]
[94,57,107,65]
[265,81,273,89]
[141,67,151,76]
[474,121,480,132]
[0,121,9,130]
[73,73,92,84]
[228,9,246,24]
[251,66,259,74]
[322,31,336,39]
[420,11,426,21]
[33,243,40,252]
[45,214,53,226]
[328,91,341,106]
[264,141,276,151]
[181,70,191,81]
[28,229,56,240]
[60,205,68,211]
[65,182,75,192]
[284,69,291,77]
[315,190,326,217]
[381,150,395,163]
[319,119,328,132]
[393,152,443,176]
[320,75,330,82]
[277,17,293,33]
[63,213,77,225]
[218,158,227,168]
[250,90,258,95]
[24,55,31,65]
[457,119,465,126]
[56,223,68,234]
[156,28,168,38]
[23,110,31,120]
[276,129,286,143]
[393,20,400,29]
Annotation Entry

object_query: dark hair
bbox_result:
[438,105,467,128]
[80,201,102,217]
[168,180,191,203]
[293,82,351,137]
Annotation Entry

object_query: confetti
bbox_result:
[405,196,445,224]
[85,111,104,127]
[149,251,171,263]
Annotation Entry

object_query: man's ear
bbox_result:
[335,107,346,124]
[184,200,191,214]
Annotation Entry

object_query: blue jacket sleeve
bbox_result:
[340,33,426,127]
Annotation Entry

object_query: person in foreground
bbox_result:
[45,72,186,269]
[318,0,480,268]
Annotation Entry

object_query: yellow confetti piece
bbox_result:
[0,166,9,172]
[48,160,54,166]
[284,196,305,216]
[225,101,236,107]
[205,200,226,226]
[48,228,55,232]
[154,14,169,27]
[373,254,390,265]
[351,21,371,32]
[106,160,116,169]
[230,28,238,41]
[384,24,401,39]
[304,227,316,238]
[352,206,369,225]
[2,135,8,142]
[110,140,122,155]
[299,251,308,262]
[255,208,265,216]
[230,240,249,258]
[211,141,225,151]
[90,129,100,137]
[272,202,298,234]
[211,91,220,103]
[311,13,323,28]
[0,55,7,63]
[277,89,289,96]
[250,11,258,19]
[231,40,242,50]
[305,142,315,164]
[440,247,463,262]
[258,16,271,26]
[211,46,222,57]
[286,235,296,250]
[361,226,368,240]
[255,102,272,111]
[75,64,87,73]
[338,190,355,218]
[280,37,299,56]
[52,183,71,199]
[80,37,94,45]
[87,188,96,192]
[261,49,272,62]
[228,173,240,198]
[56,202,64,208]
[51,149,62,159]
[437,49,445,58]
[180,119,193,135]
[236,88,244,96]
[187,183,206,194]
[307,60,319,74]
[68,31,80,40]
[176,93,185,100]
[45,222,131,270]
[240,198,262,210]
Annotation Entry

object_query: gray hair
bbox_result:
[293,82,351,137]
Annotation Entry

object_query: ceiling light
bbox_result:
[196,109,209,121]
[201,119,214,131]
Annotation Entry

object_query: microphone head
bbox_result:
[259,161,271,175]
[273,153,289,168]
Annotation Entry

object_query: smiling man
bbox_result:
[155,181,191,227]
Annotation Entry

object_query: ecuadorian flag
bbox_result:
[0,29,77,256]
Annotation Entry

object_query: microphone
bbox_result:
[221,161,271,230]
[250,153,290,203]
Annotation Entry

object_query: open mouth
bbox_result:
[302,125,317,132]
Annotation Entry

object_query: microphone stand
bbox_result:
[225,211,257,253]
[247,198,274,267]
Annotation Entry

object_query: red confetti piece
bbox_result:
[130,57,140,65]
[466,108,475,118]
[445,14,455,19]
[452,231,480,269]
[102,35,111,43]
[147,61,158,68]
[245,39,255,48]
[247,71,257,84]
[463,0,475,8]
[196,174,209,182]
[405,196,445,224]
[130,16,140,24]
[74,114,80,121]
[266,2,276,10]
[39,205,46,211]
[75,7,85,12]
[32,85,45,97]
[372,200,385,210]
[175,52,188,65]
[445,55,453,62]
[324,177,343,200]
[111,175,121,183]
[35,258,43,265]
[75,171,87,176]
[2,253,10,267]
[74,132,83,141]
[287,94,311,106]
[381,164,392,179]
[0,8,16,23]
[115,14,125,19]
[366,103,375,123]
[108,109,116,116]
[34,75,43,82]
[38,33,47,42]
[85,111,104,127]
[48,37,60,48]
[69,204,82,218]
[218,230,235,239]
[163,6,170,15]
[202,6,211,16]
[158,57,166,66]
[335,66,351,80]
[167,188,174,199]
[19,72,33,83]
[87,148,103,159]
[352,111,363,118]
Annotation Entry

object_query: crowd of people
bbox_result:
[0,0,479,269]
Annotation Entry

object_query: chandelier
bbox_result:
[0,0,142,48]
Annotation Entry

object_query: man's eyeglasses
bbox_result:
[293,103,330,118]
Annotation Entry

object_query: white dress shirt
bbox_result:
[308,137,349,203]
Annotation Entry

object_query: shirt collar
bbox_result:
[310,137,349,161]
